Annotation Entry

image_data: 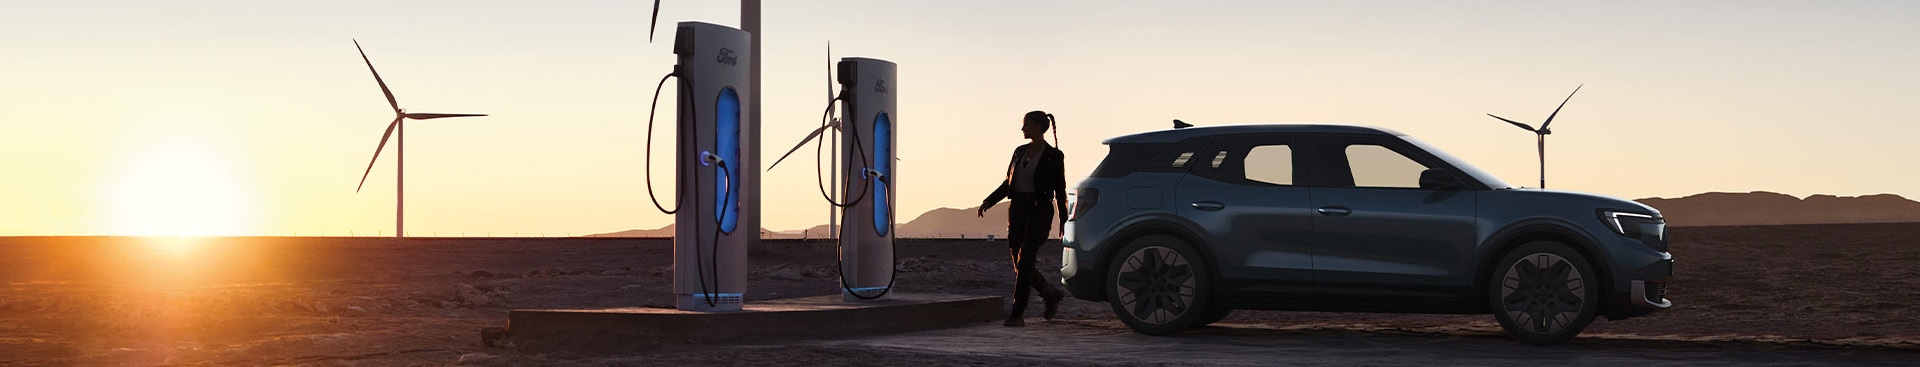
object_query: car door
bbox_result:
[1301,135,1479,303]
[1171,135,1315,296]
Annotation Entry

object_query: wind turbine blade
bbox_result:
[1487,114,1537,132]
[356,118,402,193]
[826,42,834,100]
[353,39,401,113]
[1540,84,1582,131]
[405,113,488,120]
[769,123,835,170]
[648,0,662,42]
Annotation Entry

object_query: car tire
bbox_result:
[1194,306,1234,327]
[1106,234,1211,336]
[1489,241,1600,346]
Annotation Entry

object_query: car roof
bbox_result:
[1102,124,1405,144]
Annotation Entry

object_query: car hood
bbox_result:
[1497,188,1662,216]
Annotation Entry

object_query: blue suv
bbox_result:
[1061,124,1672,345]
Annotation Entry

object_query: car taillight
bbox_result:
[1071,188,1099,220]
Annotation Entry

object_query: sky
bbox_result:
[2,1,1917,237]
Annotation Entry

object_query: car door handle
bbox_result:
[1316,206,1352,216]
[1191,201,1226,211]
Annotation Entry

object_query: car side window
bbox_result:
[1344,144,1430,189]
[1242,144,1293,185]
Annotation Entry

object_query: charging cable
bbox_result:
[644,68,726,308]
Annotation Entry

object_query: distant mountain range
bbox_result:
[1636,191,1920,226]
[586,191,1920,237]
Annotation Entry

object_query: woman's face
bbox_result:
[1022,121,1046,140]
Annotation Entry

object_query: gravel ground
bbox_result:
[0,224,1915,366]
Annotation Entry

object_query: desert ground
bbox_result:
[1,223,1917,366]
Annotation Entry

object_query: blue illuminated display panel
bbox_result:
[715,88,741,233]
[872,112,891,235]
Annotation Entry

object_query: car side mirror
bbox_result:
[1418,168,1467,191]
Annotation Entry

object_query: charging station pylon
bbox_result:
[673,21,754,312]
[837,58,897,301]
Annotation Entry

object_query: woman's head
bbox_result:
[1022,110,1056,145]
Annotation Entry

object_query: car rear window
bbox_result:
[1090,143,1168,178]
[1093,139,1213,178]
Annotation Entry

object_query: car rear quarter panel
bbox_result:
[1066,173,1220,302]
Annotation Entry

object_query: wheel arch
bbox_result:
[1093,217,1221,302]
[1473,219,1616,313]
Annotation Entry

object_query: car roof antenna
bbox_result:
[1173,119,1193,129]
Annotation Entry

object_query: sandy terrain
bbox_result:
[1,223,1916,366]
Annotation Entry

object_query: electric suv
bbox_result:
[1061,124,1672,345]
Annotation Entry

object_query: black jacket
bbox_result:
[982,143,1069,226]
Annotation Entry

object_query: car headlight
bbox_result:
[1601,211,1654,237]
[1600,210,1667,251]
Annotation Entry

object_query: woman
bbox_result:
[978,110,1069,326]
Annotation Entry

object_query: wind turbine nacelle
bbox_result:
[672,21,754,312]
[837,57,896,301]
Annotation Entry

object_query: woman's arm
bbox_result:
[978,148,1018,217]
[981,179,1011,212]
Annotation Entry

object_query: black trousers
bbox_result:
[1007,195,1060,318]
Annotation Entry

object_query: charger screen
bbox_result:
[872,112,892,235]
[715,88,741,233]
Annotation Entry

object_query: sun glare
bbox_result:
[103,140,255,237]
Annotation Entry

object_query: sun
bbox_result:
[103,139,255,237]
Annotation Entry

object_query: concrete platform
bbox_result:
[505,293,1002,351]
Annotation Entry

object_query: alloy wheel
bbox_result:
[1499,253,1587,334]
[1115,245,1196,324]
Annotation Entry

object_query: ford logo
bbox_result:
[716,48,739,66]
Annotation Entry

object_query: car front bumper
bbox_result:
[1611,254,1673,319]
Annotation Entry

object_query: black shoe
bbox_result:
[1003,317,1025,327]
[1042,291,1062,321]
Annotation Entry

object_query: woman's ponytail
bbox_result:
[1046,113,1058,148]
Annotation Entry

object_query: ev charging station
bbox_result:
[836,58,897,301]
[672,21,755,312]
[501,4,1000,345]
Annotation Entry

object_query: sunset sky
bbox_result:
[2,1,1916,236]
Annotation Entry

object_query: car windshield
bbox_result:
[1400,136,1514,189]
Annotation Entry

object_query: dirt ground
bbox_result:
[1,223,1916,366]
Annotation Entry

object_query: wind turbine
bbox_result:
[769,43,846,242]
[351,39,487,238]
[1487,84,1581,189]
[770,42,842,171]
